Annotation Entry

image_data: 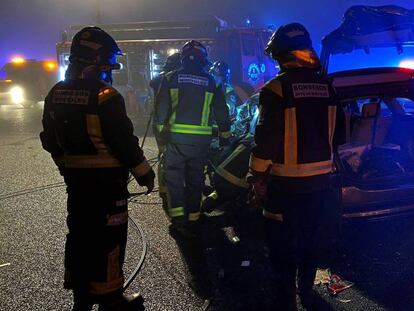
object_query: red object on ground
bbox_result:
[327,274,354,295]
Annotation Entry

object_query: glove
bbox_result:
[247,172,269,208]
[134,168,155,194]
[252,179,268,207]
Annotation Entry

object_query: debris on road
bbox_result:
[241,260,250,267]
[202,299,212,310]
[327,274,354,295]
[314,268,331,285]
[0,262,11,268]
[222,227,240,244]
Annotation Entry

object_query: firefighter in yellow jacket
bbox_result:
[249,23,345,311]
[40,27,155,311]
[154,40,231,237]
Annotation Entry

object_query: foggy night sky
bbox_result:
[0,0,413,72]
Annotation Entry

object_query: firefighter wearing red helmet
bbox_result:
[249,23,345,310]
[40,26,154,310]
[154,40,231,237]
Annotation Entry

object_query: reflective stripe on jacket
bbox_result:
[40,79,148,179]
[250,68,346,192]
[154,67,231,145]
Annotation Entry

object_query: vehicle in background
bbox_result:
[0,57,59,108]
[323,5,414,220]
[56,18,277,116]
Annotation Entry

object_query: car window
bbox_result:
[397,97,414,113]
[356,98,390,117]
[343,97,411,117]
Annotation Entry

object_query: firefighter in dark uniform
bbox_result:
[40,27,155,311]
[202,134,253,213]
[150,52,182,214]
[154,40,231,236]
[249,23,345,310]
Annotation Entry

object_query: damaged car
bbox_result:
[323,5,414,219]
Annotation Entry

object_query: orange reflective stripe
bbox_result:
[89,277,124,295]
[86,114,112,154]
[108,245,121,282]
[98,87,118,105]
[89,246,124,295]
[284,107,297,165]
[249,155,272,173]
[64,155,122,168]
[131,159,151,177]
[86,114,101,136]
[270,160,333,177]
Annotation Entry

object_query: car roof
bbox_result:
[330,67,414,100]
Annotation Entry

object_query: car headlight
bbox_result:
[10,86,24,104]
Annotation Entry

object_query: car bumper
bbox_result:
[342,184,414,219]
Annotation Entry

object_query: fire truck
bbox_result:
[0,57,58,107]
[56,18,277,115]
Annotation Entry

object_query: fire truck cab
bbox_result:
[0,58,58,107]
[56,18,277,116]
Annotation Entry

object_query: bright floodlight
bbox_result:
[11,57,25,64]
[400,60,414,69]
[167,48,180,56]
[10,86,24,104]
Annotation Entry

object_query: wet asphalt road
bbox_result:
[1,104,414,311]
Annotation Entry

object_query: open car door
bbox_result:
[321,5,414,74]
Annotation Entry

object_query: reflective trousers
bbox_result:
[264,187,329,310]
[163,143,209,225]
[64,183,129,299]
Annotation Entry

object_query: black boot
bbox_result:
[298,264,318,310]
[72,290,93,311]
[98,292,144,311]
